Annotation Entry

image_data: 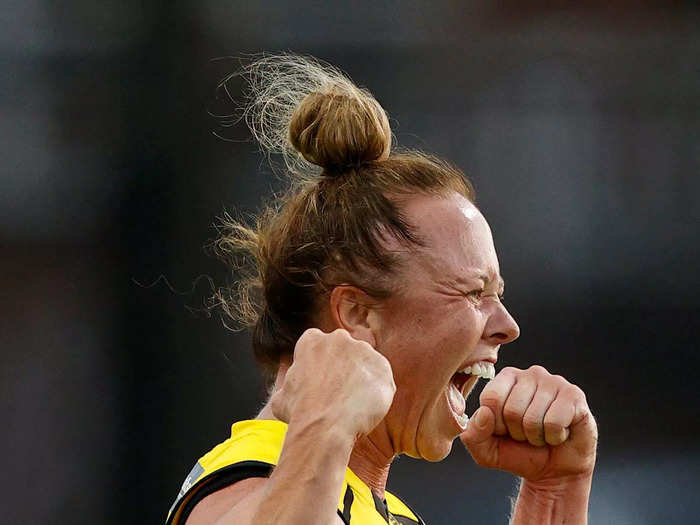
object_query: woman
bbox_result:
[166,55,597,525]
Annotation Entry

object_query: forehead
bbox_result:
[400,192,500,282]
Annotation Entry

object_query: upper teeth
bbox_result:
[460,361,495,380]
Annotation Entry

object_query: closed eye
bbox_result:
[466,289,484,302]
[468,289,505,304]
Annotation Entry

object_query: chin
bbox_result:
[413,435,456,462]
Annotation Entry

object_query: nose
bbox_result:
[484,302,520,345]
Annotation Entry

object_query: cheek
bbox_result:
[379,299,485,390]
[430,303,484,352]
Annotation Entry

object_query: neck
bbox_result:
[348,425,395,498]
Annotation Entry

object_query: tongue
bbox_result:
[448,379,466,415]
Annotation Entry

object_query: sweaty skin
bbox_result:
[186,192,597,525]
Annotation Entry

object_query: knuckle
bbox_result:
[567,384,586,399]
[302,327,323,339]
[333,328,351,340]
[296,329,321,349]
[528,365,549,376]
[551,374,568,385]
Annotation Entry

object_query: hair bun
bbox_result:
[233,54,392,179]
[289,88,391,173]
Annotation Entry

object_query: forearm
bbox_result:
[510,473,593,525]
[248,417,354,525]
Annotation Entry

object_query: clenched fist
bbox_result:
[460,365,597,482]
[270,328,396,439]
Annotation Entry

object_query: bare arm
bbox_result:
[248,419,352,524]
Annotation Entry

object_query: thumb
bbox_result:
[459,406,499,468]
[269,389,290,424]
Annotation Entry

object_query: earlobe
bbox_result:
[329,285,377,346]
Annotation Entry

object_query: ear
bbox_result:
[329,285,378,347]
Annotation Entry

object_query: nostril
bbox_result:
[490,328,518,344]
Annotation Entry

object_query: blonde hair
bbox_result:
[213,54,473,380]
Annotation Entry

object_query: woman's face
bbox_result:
[373,192,520,461]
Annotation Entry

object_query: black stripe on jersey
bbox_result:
[339,485,355,524]
[167,460,273,525]
[371,491,390,521]
[371,490,422,524]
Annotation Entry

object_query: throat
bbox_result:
[348,432,395,499]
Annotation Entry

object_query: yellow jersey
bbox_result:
[166,419,425,525]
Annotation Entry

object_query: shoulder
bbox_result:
[185,477,266,525]
[170,420,284,524]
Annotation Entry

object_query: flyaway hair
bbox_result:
[221,53,391,181]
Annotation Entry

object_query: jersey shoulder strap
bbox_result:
[166,419,286,524]
[166,419,424,525]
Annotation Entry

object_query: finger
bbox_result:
[269,390,289,423]
[460,406,499,468]
[461,406,551,477]
[543,390,577,446]
[294,327,323,355]
[461,406,495,444]
[480,367,518,435]
[522,381,558,446]
[502,375,537,442]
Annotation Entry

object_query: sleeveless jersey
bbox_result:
[166,419,426,525]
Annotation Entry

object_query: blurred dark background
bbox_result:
[1,2,698,524]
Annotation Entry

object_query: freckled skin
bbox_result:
[364,192,520,461]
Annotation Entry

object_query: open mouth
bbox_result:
[447,361,496,429]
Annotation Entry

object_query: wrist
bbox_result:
[287,410,357,451]
[512,473,593,525]
[522,470,593,495]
